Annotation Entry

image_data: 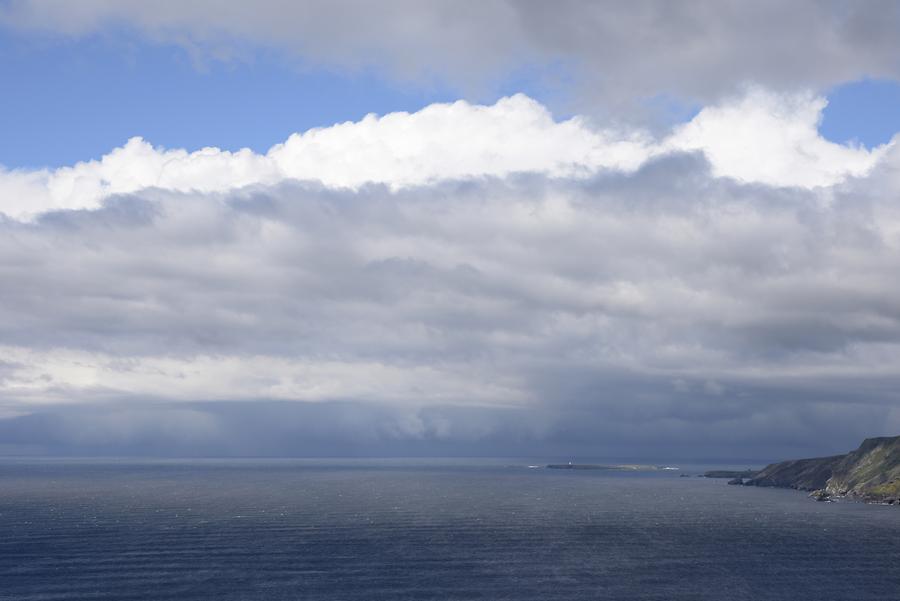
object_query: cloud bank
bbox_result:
[4,0,900,111]
[0,91,887,220]
[1,88,900,458]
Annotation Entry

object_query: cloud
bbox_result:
[4,4,900,459]
[3,1,900,109]
[666,91,886,187]
[1,87,900,458]
[2,118,900,457]
[0,91,888,220]
[0,95,649,218]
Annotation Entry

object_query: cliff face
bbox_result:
[825,437,900,499]
[746,455,843,491]
[745,436,900,502]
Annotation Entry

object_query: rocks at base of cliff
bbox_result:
[808,489,833,502]
[727,477,745,485]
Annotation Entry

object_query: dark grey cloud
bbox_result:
[3,1,900,115]
[2,146,900,458]
[0,394,889,462]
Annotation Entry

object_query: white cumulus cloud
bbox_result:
[0,91,890,221]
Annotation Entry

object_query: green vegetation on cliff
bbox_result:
[745,435,900,502]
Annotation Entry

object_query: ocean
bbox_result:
[1,458,899,600]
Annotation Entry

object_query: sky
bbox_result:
[2,1,900,461]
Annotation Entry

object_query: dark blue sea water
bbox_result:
[1,458,899,600]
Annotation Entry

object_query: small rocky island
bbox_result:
[738,435,900,503]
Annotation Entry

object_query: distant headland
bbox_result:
[726,435,900,504]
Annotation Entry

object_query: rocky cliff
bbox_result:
[745,435,900,502]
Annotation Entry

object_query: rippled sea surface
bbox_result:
[2,458,900,600]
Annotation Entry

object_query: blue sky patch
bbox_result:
[820,78,900,148]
